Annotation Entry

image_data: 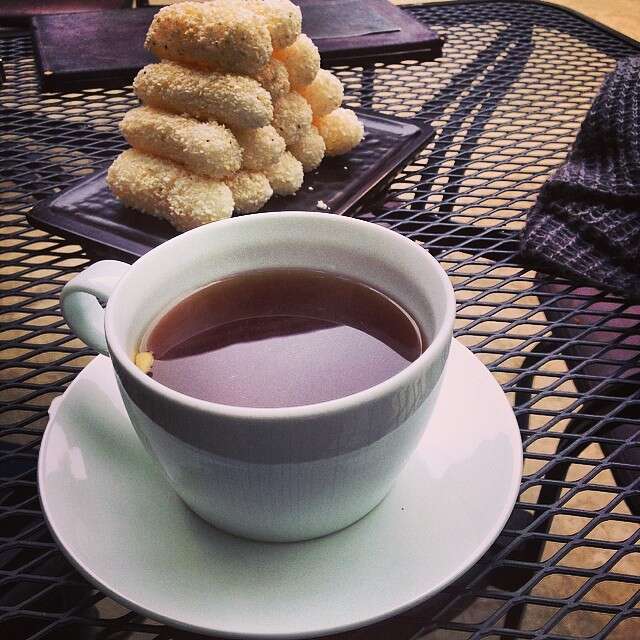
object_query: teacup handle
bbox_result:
[61,260,130,356]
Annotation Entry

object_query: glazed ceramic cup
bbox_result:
[61,212,455,542]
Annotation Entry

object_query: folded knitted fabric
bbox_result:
[520,56,640,299]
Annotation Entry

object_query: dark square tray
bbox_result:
[28,110,434,263]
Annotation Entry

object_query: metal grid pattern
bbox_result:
[1,1,639,638]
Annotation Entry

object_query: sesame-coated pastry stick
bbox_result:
[288,125,325,172]
[274,34,320,88]
[107,149,234,231]
[145,1,272,75]
[254,58,290,101]
[298,69,344,117]
[133,62,273,130]
[234,125,286,171]
[120,107,242,179]
[225,171,273,213]
[245,0,302,49]
[315,108,365,156]
[264,151,304,195]
[272,91,313,145]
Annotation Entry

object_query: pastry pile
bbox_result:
[107,0,364,230]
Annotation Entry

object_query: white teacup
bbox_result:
[61,212,455,542]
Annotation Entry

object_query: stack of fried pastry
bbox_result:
[107,0,364,231]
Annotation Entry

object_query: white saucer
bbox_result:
[39,339,522,638]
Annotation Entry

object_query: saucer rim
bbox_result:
[38,338,523,639]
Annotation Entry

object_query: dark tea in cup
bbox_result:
[140,268,425,408]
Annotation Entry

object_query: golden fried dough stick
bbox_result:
[253,58,290,101]
[315,108,364,156]
[107,149,170,219]
[169,173,235,230]
[120,107,242,179]
[226,171,273,213]
[264,151,304,195]
[245,0,302,49]
[298,69,344,117]
[107,149,234,231]
[272,91,313,145]
[133,62,273,130]
[288,125,325,172]
[274,34,320,88]
[145,1,272,75]
[234,125,286,171]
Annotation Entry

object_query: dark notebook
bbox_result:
[0,0,131,27]
[31,0,442,92]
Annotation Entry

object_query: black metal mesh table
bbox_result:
[2,1,640,638]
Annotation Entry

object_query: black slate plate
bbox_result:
[28,110,434,263]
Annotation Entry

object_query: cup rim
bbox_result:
[105,211,455,420]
